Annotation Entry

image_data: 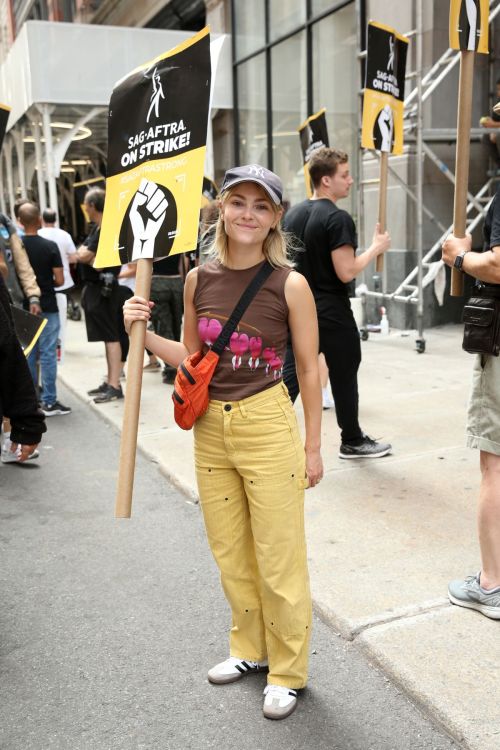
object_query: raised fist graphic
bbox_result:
[377,105,394,153]
[129,178,168,260]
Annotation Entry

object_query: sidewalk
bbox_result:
[59,320,499,750]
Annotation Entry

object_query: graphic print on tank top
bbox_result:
[198,314,284,380]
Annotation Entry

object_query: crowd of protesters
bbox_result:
[1,142,500,722]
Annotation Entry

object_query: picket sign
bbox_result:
[361,22,408,274]
[94,28,212,518]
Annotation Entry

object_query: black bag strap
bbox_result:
[211,261,274,355]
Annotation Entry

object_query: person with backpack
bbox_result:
[123,164,323,720]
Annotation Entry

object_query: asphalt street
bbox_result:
[0,384,461,750]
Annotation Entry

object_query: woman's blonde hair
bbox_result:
[208,185,293,269]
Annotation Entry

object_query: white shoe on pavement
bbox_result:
[1,433,39,463]
[207,656,268,684]
[263,684,298,720]
[322,388,335,410]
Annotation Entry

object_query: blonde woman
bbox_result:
[124,164,323,720]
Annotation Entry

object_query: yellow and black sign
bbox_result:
[11,305,47,358]
[0,103,11,153]
[201,175,218,208]
[361,22,408,155]
[298,109,329,198]
[449,0,489,54]
[96,27,211,267]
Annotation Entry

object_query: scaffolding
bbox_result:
[356,0,500,353]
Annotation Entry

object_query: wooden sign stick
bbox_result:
[376,150,388,273]
[451,50,475,297]
[115,257,153,518]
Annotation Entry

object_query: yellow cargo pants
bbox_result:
[193,381,312,689]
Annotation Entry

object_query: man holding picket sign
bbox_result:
[441,1,500,619]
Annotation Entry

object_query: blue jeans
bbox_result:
[28,311,60,406]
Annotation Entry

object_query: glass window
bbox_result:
[238,54,268,166]
[311,0,341,16]
[312,5,357,212]
[233,0,266,60]
[271,31,308,204]
[269,1,306,43]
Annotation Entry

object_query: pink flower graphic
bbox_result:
[198,317,222,346]
[230,332,249,370]
[248,336,263,370]
[270,355,283,380]
[262,347,276,376]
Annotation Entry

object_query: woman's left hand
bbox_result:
[305,447,323,488]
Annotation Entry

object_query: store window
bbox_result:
[271,31,307,204]
[311,0,345,15]
[238,53,268,165]
[232,0,357,208]
[269,1,306,42]
[312,4,357,211]
[233,0,266,60]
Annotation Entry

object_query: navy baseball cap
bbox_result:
[220,164,283,205]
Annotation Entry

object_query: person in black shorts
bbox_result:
[442,182,500,620]
[76,188,123,403]
[283,146,392,459]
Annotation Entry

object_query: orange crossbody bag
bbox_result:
[172,261,274,430]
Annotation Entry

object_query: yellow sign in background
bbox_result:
[361,93,405,155]
[449,0,489,54]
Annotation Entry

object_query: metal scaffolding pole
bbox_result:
[31,119,47,212]
[40,104,59,220]
[415,0,425,352]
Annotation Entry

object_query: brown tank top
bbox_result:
[194,260,292,401]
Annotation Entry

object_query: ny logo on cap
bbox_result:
[247,165,265,178]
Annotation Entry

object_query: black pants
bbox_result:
[283,324,363,444]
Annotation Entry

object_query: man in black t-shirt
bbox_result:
[283,146,391,459]
[19,203,71,417]
[442,184,500,620]
[76,188,123,403]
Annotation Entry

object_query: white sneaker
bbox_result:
[1,434,39,463]
[263,684,298,720]
[207,656,268,685]
[322,391,335,410]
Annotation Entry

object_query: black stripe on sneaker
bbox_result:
[235,664,246,674]
[240,661,252,670]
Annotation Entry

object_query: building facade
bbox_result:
[0,0,499,326]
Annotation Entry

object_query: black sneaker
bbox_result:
[87,382,108,396]
[42,401,72,417]
[339,435,392,459]
[93,385,123,403]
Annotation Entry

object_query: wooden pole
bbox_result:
[376,150,388,273]
[115,257,153,518]
[451,50,475,297]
